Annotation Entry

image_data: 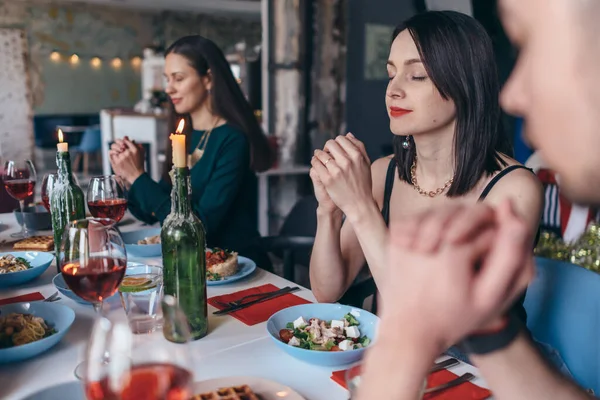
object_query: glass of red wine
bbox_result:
[59,217,127,377]
[84,295,194,400]
[41,173,57,212]
[3,159,37,238]
[87,175,128,224]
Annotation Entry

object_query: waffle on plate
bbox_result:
[192,384,261,400]
[13,236,54,251]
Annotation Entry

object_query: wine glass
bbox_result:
[41,173,57,212]
[87,175,128,224]
[84,295,195,400]
[3,159,37,238]
[59,218,127,377]
[42,172,79,212]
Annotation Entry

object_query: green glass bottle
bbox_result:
[161,166,208,341]
[50,150,85,272]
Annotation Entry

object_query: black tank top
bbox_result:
[381,159,536,324]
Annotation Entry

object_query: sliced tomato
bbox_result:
[330,345,341,352]
[279,329,294,343]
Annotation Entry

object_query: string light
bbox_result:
[130,56,142,68]
[111,57,122,69]
[69,54,80,65]
[50,51,61,62]
[90,57,102,69]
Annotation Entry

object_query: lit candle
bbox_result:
[57,129,68,152]
[170,119,186,167]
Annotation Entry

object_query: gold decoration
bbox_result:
[410,157,453,197]
[534,224,600,274]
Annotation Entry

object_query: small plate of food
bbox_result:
[206,248,256,286]
[0,251,54,288]
[122,228,162,258]
[0,301,75,363]
[266,303,379,367]
[191,376,305,400]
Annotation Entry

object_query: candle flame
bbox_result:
[176,119,185,134]
[58,129,64,143]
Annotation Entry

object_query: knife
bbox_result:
[213,286,301,315]
[429,358,459,374]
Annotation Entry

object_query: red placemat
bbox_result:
[332,367,491,399]
[0,292,45,306]
[208,284,312,326]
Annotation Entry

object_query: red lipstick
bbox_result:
[390,107,413,118]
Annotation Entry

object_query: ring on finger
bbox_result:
[324,158,332,165]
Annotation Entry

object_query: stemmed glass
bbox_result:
[3,159,37,238]
[42,172,79,212]
[84,295,195,400]
[59,217,127,378]
[87,175,128,224]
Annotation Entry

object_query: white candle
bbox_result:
[57,129,68,152]
[170,119,186,168]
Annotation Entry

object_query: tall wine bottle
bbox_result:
[50,149,85,271]
[161,166,208,341]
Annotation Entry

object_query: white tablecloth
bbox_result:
[0,212,488,400]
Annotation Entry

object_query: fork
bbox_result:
[43,291,61,303]
[215,286,293,308]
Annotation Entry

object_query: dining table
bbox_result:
[0,211,490,400]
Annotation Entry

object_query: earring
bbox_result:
[402,135,411,150]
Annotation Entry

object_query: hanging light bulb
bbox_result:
[111,57,122,69]
[90,57,102,69]
[69,54,80,65]
[50,51,61,62]
[130,56,142,68]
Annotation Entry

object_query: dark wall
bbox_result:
[345,0,418,160]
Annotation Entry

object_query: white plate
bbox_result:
[21,381,84,400]
[192,376,305,400]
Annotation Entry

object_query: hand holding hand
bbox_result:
[311,133,373,219]
[109,137,145,185]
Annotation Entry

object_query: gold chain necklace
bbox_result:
[188,118,222,168]
[410,157,454,197]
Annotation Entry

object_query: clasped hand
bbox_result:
[310,133,374,218]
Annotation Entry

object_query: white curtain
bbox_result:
[0,28,33,161]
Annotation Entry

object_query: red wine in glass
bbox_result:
[87,199,128,223]
[85,363,193,400]
[42,193,50,212]
[5,179,35,200]
[61,257,126,303]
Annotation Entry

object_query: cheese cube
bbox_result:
[293,316,308,329]
[331,320,345,329]
[350,309,361,318]
[339,339,354,351]
[288,336,301,347]
[345,326,360,338]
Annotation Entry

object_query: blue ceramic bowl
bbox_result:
[14,205,52,231]
[0,251,54,288]
[266,303,379,367]
[121,228,162,258]
[0,302,75,364]
[52,261,141,305]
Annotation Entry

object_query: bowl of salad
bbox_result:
[266,303,379,367]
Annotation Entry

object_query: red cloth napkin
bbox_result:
[208,284,312,326]
[0,292,45,306]
[332,367,491,399]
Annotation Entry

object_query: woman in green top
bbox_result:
[109,35,273,270]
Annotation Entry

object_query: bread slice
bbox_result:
[13,236,54,251]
